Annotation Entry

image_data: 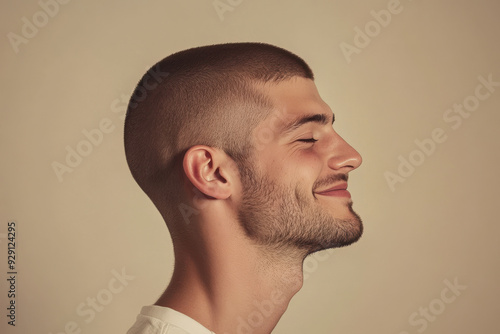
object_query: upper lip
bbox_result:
[316,182,348,193]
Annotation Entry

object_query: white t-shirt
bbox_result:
[126,305,216,334]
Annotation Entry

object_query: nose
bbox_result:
[326,131,362,171]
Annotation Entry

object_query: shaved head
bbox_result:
[124,42,313,226]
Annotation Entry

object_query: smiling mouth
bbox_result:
[317,189,351,198]
[315,182,351,198]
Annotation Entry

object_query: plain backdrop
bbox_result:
[1,0,499,333]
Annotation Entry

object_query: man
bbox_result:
[124,42,362,334]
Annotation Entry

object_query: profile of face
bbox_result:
[236,77,363,254]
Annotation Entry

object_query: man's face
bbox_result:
[236,77,363,254]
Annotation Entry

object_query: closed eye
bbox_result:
[297,138,318,143]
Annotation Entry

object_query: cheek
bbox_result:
[286,150,323,182]
[296,149,322,168]
[259,147,323,184]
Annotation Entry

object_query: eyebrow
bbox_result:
[281,113,335,135]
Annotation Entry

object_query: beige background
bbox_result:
[1,0,499,333]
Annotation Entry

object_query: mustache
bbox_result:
[312,173,348,191]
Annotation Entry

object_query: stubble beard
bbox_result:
[236,164,363,255]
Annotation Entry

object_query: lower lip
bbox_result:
[317,190,351,198]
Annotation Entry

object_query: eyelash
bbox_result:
[297,138,318,143]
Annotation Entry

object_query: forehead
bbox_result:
[259,77,333,130]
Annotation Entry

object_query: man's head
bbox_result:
[124,42,362,254]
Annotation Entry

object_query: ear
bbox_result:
[182,145,236,200]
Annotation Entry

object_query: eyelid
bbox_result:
[297,138,318,143]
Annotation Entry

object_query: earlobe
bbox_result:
[183,146,233,200]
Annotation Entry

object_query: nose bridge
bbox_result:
[325,130,362,170]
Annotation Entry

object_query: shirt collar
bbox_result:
[140,305,216,334]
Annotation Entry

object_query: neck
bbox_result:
[155,216,307,334]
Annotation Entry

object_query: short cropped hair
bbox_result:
[124,42,314,223]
